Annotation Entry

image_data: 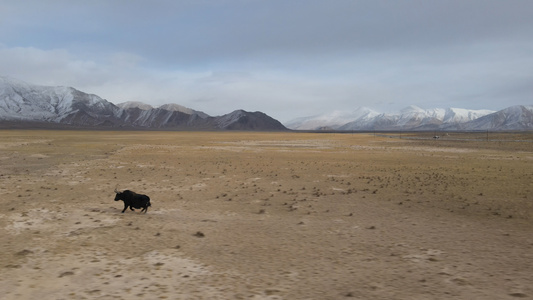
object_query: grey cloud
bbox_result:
[136,0,533,66]
[5,0,531,65]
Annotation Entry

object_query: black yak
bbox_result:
[114,188,151,213]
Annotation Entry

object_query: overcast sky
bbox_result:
[1,0,532,122]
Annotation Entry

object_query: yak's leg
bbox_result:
[130,206,135,211]
[122,203,128,213]
[141,206,148,213]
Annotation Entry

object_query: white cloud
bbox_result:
[0,45,106,86]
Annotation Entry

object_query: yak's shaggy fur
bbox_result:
[114,190,151,213]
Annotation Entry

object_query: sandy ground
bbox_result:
[0,130,532,300]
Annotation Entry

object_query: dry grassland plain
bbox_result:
[0,130,532,300]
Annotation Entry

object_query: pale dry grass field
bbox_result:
[0,130,531,300]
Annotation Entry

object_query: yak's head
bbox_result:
[114,186,123,201]
[114,193,123,201]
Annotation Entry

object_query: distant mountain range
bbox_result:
[0,76,286,130]
[1,76,532,131]
[286,105,533,131]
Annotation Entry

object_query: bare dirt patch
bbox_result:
[0,130,532,299]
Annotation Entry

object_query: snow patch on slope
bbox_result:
[286,107,379,130]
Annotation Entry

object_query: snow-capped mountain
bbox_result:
[0,76,286,130]
[2,76,531,131]
[459,105,533,130]
[0,76,119,125]
[114,101,212,128]
[117,101,210,119]
[287,105,511,131]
